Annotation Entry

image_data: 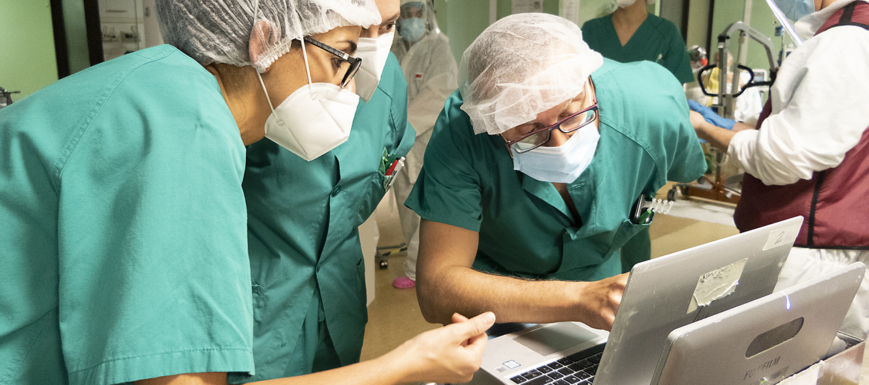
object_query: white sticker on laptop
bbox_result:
[687,258,748,314]
[763,226,799,251]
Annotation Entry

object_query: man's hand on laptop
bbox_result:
[573,273,629,331]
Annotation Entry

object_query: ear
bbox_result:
[249,20,273,72]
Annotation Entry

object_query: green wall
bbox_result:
[433,0,565,67]
[710,0,792,73]
[433,0,665,66]
[686,0,711,50]
[436,0,492,66]
[0,0,58,100]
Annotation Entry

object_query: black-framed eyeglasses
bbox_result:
[503,79,599,154]
[504,104,599,154]
[303,36,362,88]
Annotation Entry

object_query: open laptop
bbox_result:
[650,262,865,385]
[480,216,804,385]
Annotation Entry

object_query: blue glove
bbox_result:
[688,99,736,130]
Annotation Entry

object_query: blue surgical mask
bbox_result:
[511,123,601,183]
[400,18,426,43]
[773,0,816,21]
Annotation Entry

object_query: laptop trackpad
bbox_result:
[513,323,600,356]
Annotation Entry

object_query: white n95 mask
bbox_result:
[355,31,395,102]
[256,42,359,161]
[511,123,601,184]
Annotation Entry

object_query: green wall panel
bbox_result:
[0,0,58,100]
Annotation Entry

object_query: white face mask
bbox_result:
[355,31,395,102]
[511,122,601,183]
[256,42,360,161]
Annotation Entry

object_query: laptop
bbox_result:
[480,216,804,385]
[650,262,865,385]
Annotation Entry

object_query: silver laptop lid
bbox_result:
[594,216,804,385]
[651,262,865,385]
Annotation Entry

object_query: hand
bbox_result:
[689,110,707,133]
[687,99,735,130]
[390,312,495,384]
[573,273,629,331]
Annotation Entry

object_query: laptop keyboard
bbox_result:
[508,344,605,385]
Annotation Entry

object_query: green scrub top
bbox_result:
[406,59,705,281]
[582,14,695,84]
[241,53,414,381]
[0,45,254,385]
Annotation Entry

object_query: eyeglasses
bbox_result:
[504,78,599,154]
[303,36,362,88]
[503,90,599,154]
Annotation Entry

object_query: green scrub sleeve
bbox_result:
[663,93,708,184]
[405,93,484,232]
[623,61,706,187]
[57,78,254,385]
[667,103,706,183]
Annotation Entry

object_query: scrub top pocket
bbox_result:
[606,219,652,260]
[354,257,366,300]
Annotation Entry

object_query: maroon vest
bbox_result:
[734,1,869,249]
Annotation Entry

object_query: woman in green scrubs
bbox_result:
[241,0,416,379]
[0,0,492,384]
[407,13,705,329]
[581,0,694,84]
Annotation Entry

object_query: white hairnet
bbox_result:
[459,13,603,135]
[157,0,382,72]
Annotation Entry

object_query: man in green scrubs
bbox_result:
[407,14,705,329]
[241,0,415,379]
[582,0,694,84]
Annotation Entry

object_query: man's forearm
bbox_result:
[418,264,585,325]
[697,121,739,151]
[733,121,754,132]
